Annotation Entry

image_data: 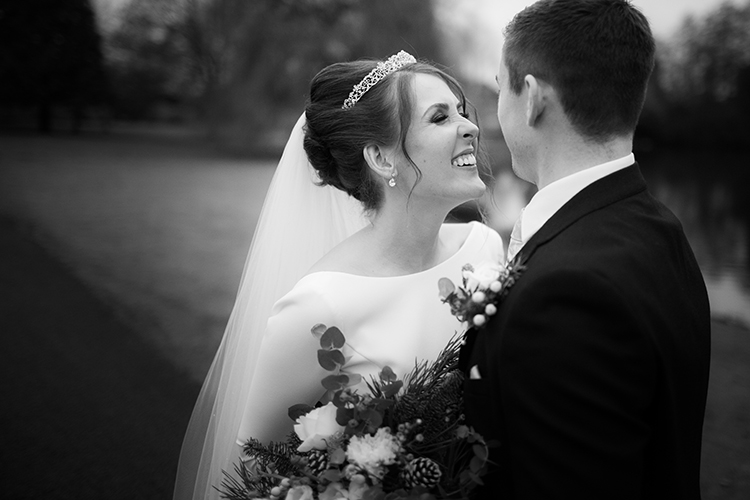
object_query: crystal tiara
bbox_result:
[341,50,417,110]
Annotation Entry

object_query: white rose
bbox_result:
[294,402,345,452]
[463,261,502,290]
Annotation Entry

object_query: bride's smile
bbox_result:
[397,73,486,206]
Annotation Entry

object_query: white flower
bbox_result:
[294,402,345,452]
[485,303,497,316]
[463,261,503,290]
[285,484,314,500]
[345,428,400,480]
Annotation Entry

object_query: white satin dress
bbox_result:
[237,221,503,444]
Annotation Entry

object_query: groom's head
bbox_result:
[501,0,655,142]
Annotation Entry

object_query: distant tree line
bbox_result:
[638,0,750,150]
[1,0,748,151]
[102,0,444,151]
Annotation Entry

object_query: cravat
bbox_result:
[506,209,524,263]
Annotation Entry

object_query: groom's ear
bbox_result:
[524,75,548,127]
[363,144,395,181]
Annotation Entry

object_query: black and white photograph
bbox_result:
[1,1,748,499]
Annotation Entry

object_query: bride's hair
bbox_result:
[303,59,475,212]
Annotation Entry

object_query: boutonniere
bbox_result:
[439,256,525,328]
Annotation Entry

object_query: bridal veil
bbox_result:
[173,113,368,500]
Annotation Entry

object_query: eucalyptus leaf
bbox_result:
[345,372,362,387]
[287,403,314,421]
[322,373,349,391]
[320,326,346,349]
[382,380,403,398]
[379,365,398,382]
[317,349,346,371]
[311,323,327,339]
[472,443,488,461]
[360,408,383,429]
[438,277,456,299]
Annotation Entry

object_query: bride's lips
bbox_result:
[451,149,477,168]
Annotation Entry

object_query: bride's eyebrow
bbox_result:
[422,101,462,118]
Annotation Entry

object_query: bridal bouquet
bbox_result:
[222,325,489,500]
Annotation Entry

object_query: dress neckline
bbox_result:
[299,221,481,282]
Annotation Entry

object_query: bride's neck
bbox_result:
[367,203,448,274]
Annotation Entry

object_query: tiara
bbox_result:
[341,50,417,110]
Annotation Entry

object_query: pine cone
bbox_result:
[304,449,329,476]
[402,457,442,488]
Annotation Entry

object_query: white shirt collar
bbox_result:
[519,153,635,244]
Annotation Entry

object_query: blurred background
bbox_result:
[0,0,748,499]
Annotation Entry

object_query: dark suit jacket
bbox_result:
[462,164,711,499]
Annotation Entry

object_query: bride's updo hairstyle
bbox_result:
[304,56,474,212]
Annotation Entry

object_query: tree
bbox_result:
[655,0,750,148]
[0,0,109,132]
[99,0,445,151]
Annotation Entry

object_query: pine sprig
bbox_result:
[219,462,268,500]
[241,438,302,478]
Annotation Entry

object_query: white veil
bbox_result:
[173,113,368,500]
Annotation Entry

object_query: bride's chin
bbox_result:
[454,183,486,207]
[468,177,487,197]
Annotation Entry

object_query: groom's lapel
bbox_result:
[518,163,647,264]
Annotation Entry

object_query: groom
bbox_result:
[461,1,711,499]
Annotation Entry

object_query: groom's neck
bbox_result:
[532,134,633,190]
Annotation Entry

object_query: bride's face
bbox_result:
[396,73,486,206]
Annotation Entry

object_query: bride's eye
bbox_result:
[431,113,448,124]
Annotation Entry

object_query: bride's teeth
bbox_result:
[452,153,476,167]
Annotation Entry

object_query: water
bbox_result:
[1,129,748,382]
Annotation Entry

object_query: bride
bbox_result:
[173,51,504,500]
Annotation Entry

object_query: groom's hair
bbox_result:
[503,0,655,141]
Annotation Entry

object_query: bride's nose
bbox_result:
[459,118,479,140]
